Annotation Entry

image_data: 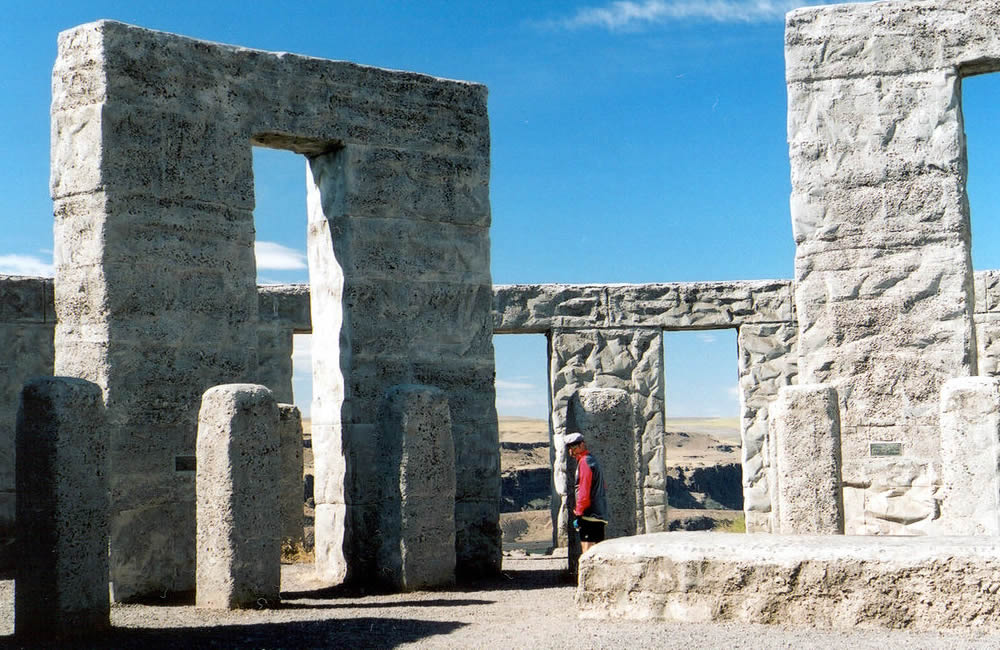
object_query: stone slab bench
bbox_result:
[576,532,1000,630]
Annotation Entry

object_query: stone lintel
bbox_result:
[493,281,794,334]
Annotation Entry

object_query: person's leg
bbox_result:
[580,540,594,553]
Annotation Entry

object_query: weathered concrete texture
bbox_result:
[306,134,498,582]
[375,385,456,591]
[15,377,108,640]
[939,377,1000,535]
[550,329,665,545]
[785,0,1000,533]
[494,281,793,333]
[0,275,54,567]
[770,384,844,534]
[52,18,497,593]
[257,284,312,403]
[196,384,280,609]
[737,322,797,533]
[278,403,304,545]
[577,532,1000,630]
[53,22,260,601]
[566,388,635,571]
[973,270,1000,377]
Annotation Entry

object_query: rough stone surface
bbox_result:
[257,284,312,403]
[51,18,497,594]
[278,403,304,546]
[375,385,456,591]
[0,276,54,567]
[306,136,498,583]
[577,532,1000,630]
[770,384,844,534]
[939,377,1000,535]
[785,0,1000,534]
[550,329,665,545]
[737,322,798,533]
[564,388,634,570]
[196,384,280,609]
[15,377,108,640]
[494,281,793,333]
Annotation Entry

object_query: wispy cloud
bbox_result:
[0,254,54,277]
[255,241,306,270]
[496,379,538,391]
[496,376,547,417]
[550,0,844,30]
[697,332,717,344]
[728,384,740,398]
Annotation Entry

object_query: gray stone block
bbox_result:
[375,384,456,591]
[15,377,108,640]
[578,532,1000,630]
[939,377,1000,535]
[278,403,304,545]
[196,384,280,609]
[770,384,844,535]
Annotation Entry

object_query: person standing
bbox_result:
[565,432,608,553]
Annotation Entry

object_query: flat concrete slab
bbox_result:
[577,532,1000,630]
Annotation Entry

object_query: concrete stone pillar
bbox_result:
[939,377,1000,535]
[306,134,497,584]
[196,384,280,609]
[278,403,304,546]
[566,387,634,572]
[52,22,259,601]
[770,384,844,534]
[375,385,456,591]
[15,377,108,640]
[0,276,55,570]
[549,328,665,549]
[737,322,798,533]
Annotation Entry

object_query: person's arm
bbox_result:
[575,456,593,516]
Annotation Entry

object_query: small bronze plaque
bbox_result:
[870,442,902,457]
[175,455,196,472]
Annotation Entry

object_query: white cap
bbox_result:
[564,432,584,447]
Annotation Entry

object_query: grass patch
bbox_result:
[716,514,746,533]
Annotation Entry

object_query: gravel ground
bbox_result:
[2,554,1000,648]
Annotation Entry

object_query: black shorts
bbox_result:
[578,518,606,543]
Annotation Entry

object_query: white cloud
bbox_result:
[0,254,54,277]
[728,384,740,398]
[496,379,538,391]
[697,332,717,344]
[553,0,851,30]
[255,241,306,270]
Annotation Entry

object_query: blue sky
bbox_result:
[3,1,1000,419]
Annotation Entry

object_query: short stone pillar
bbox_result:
[15,377,108,640]
[278,404,304,547]
[376,385,456,591]
[770,384,844,534]
[566,387,634,572]
[939,377,1000,535]
[196,384,280,608]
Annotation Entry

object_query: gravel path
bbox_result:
[2,554,999,648]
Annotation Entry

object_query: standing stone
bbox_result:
[278,403,305,546]
[566,387,635,572]
[0,276,55,569]
[15,377,108,640]
[196,384,280,609]
[376,385,456,591]
[785,0,1000,533]
[770,384,844,534]
[549,328,665,548]
[939,377,1000,535]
